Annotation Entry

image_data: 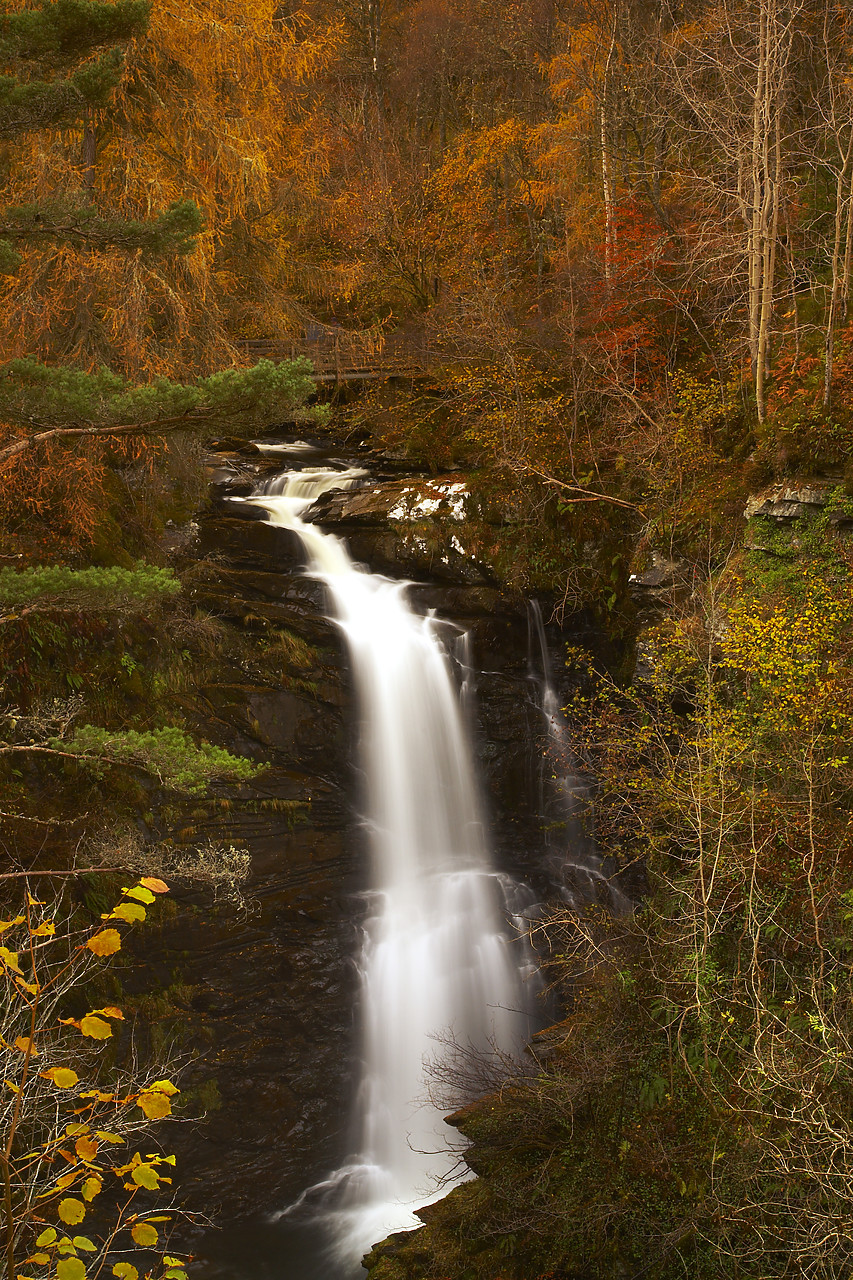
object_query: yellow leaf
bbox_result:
[31,922,55,937]
[131,1164,159,1190]
[94,1131,125,1144]
[130,1223,157,1247]
[14,1036,38,1056]
[123,886,155,904]
[57,1197,86,1225]
[55,1170,79,1191]
[112,1265,138,1280]
[140,878,168,894]
[56,1259,86,1280]
[25,1254,51,1265]
[75,1136,98,1162]
[35,1228,56,1246]
[4,1080,21,1094]
[92,1006,124,1021]
[0,917,25,934]
[137,1091,171,1119]
[0,947,22,973]
[81,1176,102,1202]
[148,1079,179,1096]
[42,1067,79,1088]
[79,1016,112,1040]
[110,903,145,924]
[86,930,121,958]
[65,1123,89,1136]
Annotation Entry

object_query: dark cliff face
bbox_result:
[147,435,598,1272]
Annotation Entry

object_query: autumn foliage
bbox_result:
[1,876,190,1280]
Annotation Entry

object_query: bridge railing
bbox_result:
[237,329,430,380]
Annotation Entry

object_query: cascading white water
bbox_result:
[239,466,532,1267]
[528,601,630,914]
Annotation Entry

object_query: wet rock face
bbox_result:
[158,435,581,1241]
[146,826,364,1220]
[134,621,361,1223]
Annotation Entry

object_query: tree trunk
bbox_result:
[747,0,768,394]
[81,111,97,200]
[756,81,783,423]
[842,161,853,324]
[823,130,853,409]
[600,10,618,288]
[749,0,794,424]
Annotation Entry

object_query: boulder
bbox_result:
[305,476,469,525]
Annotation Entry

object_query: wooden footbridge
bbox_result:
[238,327,433,384]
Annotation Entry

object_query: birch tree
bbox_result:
[665,0,803,421]
[812,0,853,408]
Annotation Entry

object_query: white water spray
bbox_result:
[239,467,532,1265]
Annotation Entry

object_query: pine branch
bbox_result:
[0,407,220,468]
[0,199,203,257]
[0,0,148,63]
[0,724,260,793]
[0,357,326,466]
[0,47,125,137]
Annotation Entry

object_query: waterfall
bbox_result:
[528,601,630,914]
[238,467,532,1268]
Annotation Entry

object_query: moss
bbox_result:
[178,1076,222,1118]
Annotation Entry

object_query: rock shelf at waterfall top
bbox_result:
[203,437,501,591]
[303,476,469,525]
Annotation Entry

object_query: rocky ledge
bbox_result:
[744,479,850,524]
[301,474,497,587]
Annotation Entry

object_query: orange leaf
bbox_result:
[140,878,169,894]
